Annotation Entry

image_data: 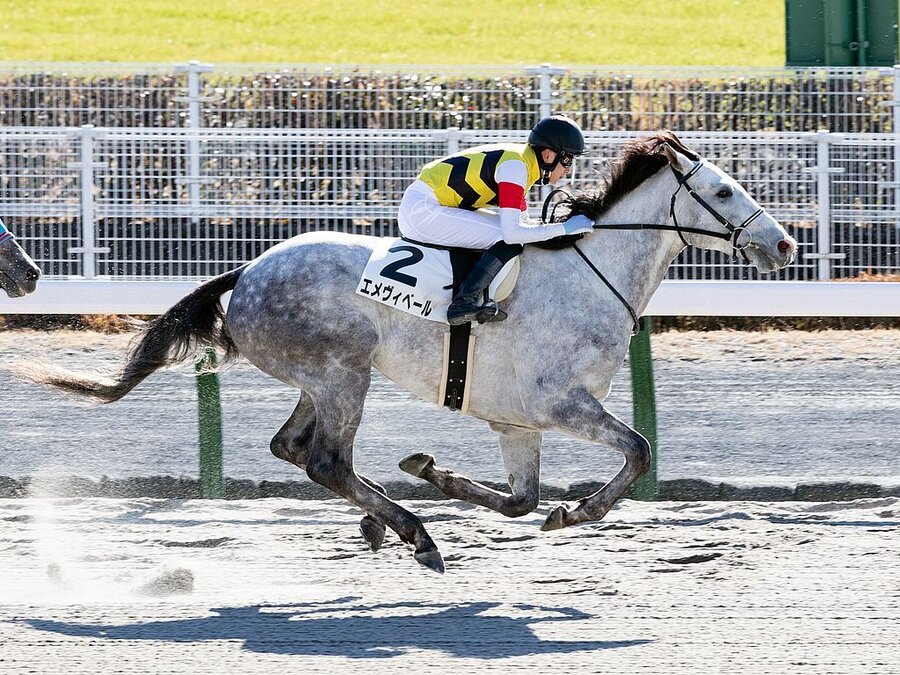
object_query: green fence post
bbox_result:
[196,347,224,499]
[629,316,658,500]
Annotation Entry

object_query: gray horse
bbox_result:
[18,133,795,573]
[0,219,41,298]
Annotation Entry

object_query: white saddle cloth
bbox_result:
[355,238,519,324]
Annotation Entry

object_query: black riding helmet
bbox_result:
[528,115,585,183]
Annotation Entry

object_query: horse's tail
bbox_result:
[15,265,247,403]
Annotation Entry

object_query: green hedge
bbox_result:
[0,68,893,132]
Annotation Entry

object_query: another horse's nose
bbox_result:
[777,239,795,256]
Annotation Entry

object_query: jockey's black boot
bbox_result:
[447,248,514,326]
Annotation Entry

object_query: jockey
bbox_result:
[398,114,595,325]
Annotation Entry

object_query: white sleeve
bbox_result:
[494,158,566,243]
[499,210,567,244]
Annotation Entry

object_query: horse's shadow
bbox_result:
[24,597,652,659]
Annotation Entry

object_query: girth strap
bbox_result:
[440,247,481,411]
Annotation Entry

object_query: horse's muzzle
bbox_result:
[1,263,40,297]
[748,229,797,273]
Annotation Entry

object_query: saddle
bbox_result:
[355,234,577,411]
[355,237,520,324]
[355,237,521,412]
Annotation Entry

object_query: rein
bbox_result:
[543,160,768,335]
[570,242,640,333]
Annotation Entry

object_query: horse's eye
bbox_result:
[716,187,733,199]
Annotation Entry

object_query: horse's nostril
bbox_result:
[777,239,793,254]
[26,267,40,281]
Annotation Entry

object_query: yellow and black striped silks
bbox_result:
[418,143,540,210]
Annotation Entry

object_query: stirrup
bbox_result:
[447,300,507,326]
[475,302,507,324]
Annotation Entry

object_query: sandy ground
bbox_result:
[2,330,898,672]
[0,496,897,674]
[3,326,897,365]
[1,328,898,489]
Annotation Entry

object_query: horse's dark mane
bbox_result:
[562,131,700,221]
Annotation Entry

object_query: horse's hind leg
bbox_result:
[399,423,541,518]
[304,374,444,573]
[271,391,388,551]
[270,392,317,469]
[540,386,651,531]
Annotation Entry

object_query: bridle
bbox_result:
[666,161,764,263]
[545,159,769,334]
[584,160,766,261]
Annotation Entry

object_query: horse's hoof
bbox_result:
[359,515,386,552]
[414,548,445,574]
[540,505,570,531]
[399,452,435,478]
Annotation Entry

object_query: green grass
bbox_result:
[2,0,784,65]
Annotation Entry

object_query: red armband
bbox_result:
[498,181,527,211]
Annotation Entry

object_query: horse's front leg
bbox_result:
[540,386,651,531]
[400,423,541,518]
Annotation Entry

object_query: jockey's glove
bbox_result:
[562,214,594,236]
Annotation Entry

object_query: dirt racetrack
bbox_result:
[0,496,897,674]
[1,328,897,495]
[1,328,898,673]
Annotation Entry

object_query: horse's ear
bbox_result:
[660,142,694,174]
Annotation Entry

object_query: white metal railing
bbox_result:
[0,126,897,283]
[6,279,900,318]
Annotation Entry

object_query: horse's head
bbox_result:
[0,219,41,297]
[661,143,796,274]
